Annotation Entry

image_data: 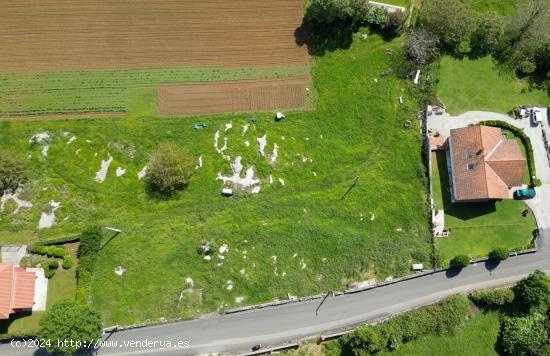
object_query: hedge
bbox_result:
[342,295,470,353]
[478,121,538,185]
[33,234,82,247]
[470,288,515,307]
[76,226,103,302]
[31,245,69,258]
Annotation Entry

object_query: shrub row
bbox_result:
[341,295,470,354]
[479,121,538,185]
[76,226,103,302]
[31,245,69,258]
[42,259,59,279]
[33,234,82,247]
[470,288,515,308]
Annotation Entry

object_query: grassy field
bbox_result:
[436,56,549,115]
[381,0,410,7]
[0,65,309,116]
[0,244,77,337]
[0,33,430,325]
[379,310,500,356]
[462,0,518,16]
[431,151,536,262]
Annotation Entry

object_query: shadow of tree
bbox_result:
[295,18,355,57]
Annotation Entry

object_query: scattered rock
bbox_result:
[94,154,113,183]
[242,124,249,136]
[185,277,194,287]
[0,188,33,214]
[257,134,267,156]
[279,178,285,186]
[235,296,245,303]
[195,156,203,170]
[225,122,232,132]
[38,200,60,229]
[114,266,126,276]
[115,167,126,177]
[219,244,229,254]
[137,166,148,180]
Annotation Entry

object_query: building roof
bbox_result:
[0,263,35,320]
[449,126,526,202]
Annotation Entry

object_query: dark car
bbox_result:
[252,344,262,351]
[514,188,536,200]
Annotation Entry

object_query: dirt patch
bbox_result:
[158,76,310,116]
[0,0,308,72]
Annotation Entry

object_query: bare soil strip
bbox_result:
[0,0,308,72]
[158,76,311,116]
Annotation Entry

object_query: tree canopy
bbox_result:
[37,300,102,355]
[513,270,550,312]
[146,143,194,196]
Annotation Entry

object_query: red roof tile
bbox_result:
[0,263,35,319]
[449,126,525,202]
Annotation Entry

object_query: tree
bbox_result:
[342,325,384,355]
[513,270,550,312]
[387,10,407,31]
[307,0,370,27]
[366,7,389,29]
[405,29,440,65]
[418,0,476,53]
[471,12,505,55]
[450,255,470,269]
[146,143,194,196]
[0,150,27,192]
[489,247,510,262]
[500,313,548,356]
[37,300,102,355]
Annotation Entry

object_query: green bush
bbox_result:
[500,313,548,356]
[146,143,195,196]
[62,255,73,269]
[43,263,56,279]
[470,288,514,307]
[343,295,470,352]
[489,247,510,262]
[31,245,68,258]
[366,6,389,29]
[76,226,103,303]
[48,258,59,270]
[342,325,384,354]
[450,254,470,269]
[0,150,27,192]
[478,121,537,183]
[513,270,550,312]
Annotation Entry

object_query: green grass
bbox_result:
[378,310,500,356]
[380,0,410,8]
[0,65,309,116]
[462,0,518,16]
[0,33,431,325]
[431,151,536,262]
[436,56,549,115]
[0,245,77,337]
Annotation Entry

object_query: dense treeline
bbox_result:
[411,0,550,81]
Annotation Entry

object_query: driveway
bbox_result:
[27,267,48,311]
[428,111,550,233]
[0,245,27,265]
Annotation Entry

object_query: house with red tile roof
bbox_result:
[0,263,36,320]
[447,125,526,202]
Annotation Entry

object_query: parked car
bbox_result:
[514,188,536,200]
[532,106,543,125]
[252,344,262,351]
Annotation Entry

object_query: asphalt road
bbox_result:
[2,232,549,356]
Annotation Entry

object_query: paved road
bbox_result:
[2,241,550,356]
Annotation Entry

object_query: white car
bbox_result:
[532,107,543,125]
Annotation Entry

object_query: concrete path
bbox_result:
[27,267,47,312]
[0,245,27,265]
[428,110,550,230]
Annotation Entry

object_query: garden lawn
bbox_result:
[379,310,500,356]
[0,33,430,326]
[431,151,536,263]
[437,56,549,115]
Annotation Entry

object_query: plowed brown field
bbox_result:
[158,76,311,115]
[0,0,308,72]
